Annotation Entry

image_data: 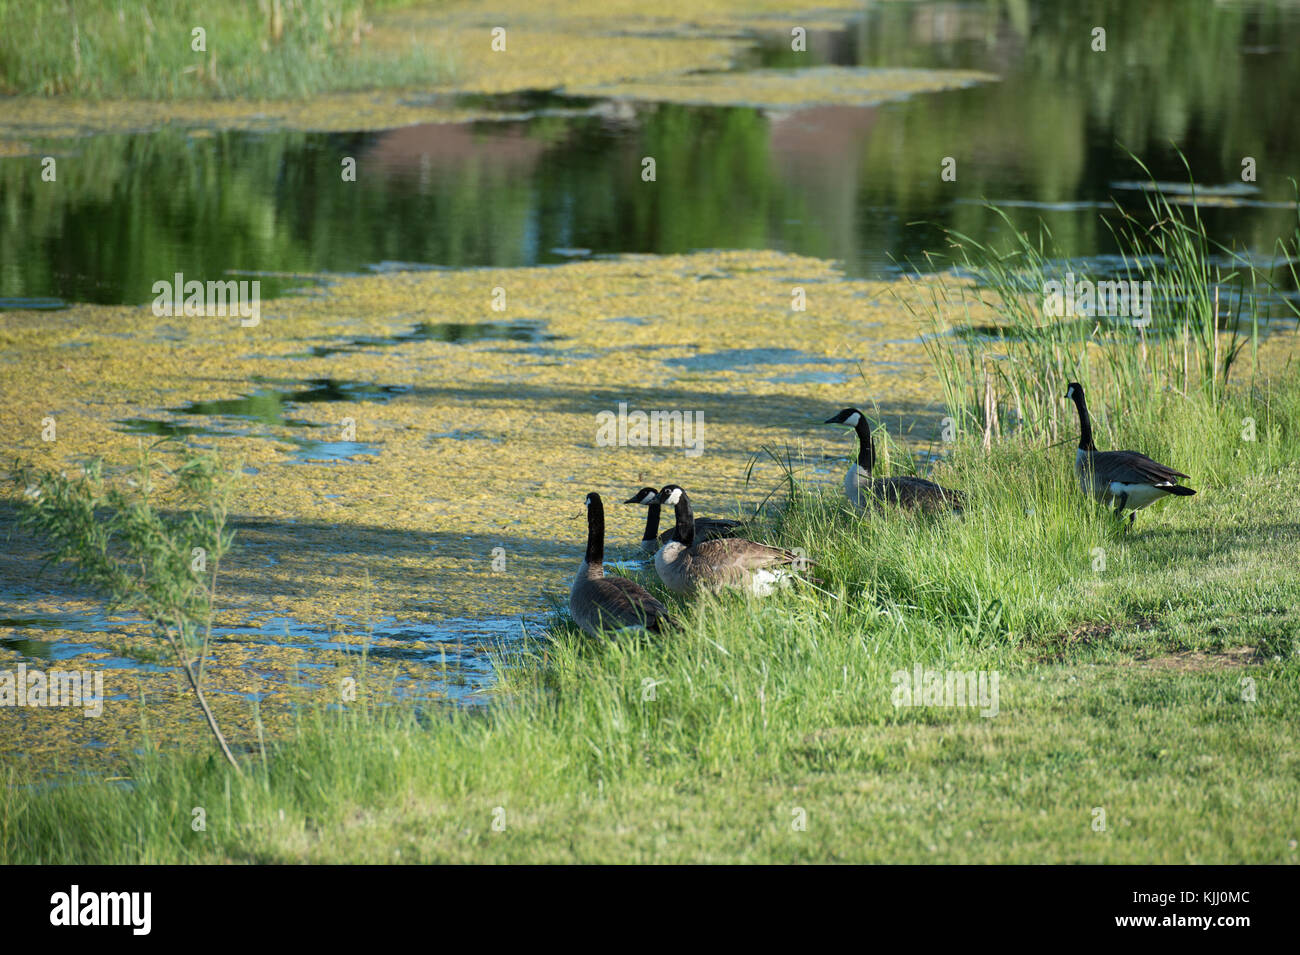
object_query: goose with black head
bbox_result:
[570,492,677,637]
[624,486,743,553]
[651,484,810,597]
[823,408,964,513]
[1065,382,1195,523]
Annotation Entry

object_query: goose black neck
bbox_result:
[1071,389,1096,451]
[855,418,876,473]
[671,492,696,548]
[585,495,605,566]
[641,502,661,542]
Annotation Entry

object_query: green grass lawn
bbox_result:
[5,381,1298,863]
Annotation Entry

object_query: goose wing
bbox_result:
[871,476,966,510]
[689,537,799,571]
[593,576,677,633]
[657,517,743,546]
[1092,450,1190,485]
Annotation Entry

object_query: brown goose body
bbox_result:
[1065,382,1195,522]
[570,493,677,637]
[845,467,966,513]
[651,485,806,597]
[825,409,964,514]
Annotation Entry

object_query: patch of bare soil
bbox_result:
[1130,645,1262,672]
[1033,616,1157,661]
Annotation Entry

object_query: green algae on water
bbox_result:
[566,66,1000,109]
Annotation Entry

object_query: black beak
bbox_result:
[823,415,840,424]
[622,495,644,505]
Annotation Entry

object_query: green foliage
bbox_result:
[13,443,243,766]
[0,0,442,99]
[904,161,1300,450]
[16,446,234,640]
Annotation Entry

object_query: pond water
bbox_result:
[2,0,1298,309]
[0,605,530,706]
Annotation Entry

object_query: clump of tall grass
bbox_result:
[903,157,1300,462]
[12,444,243,769]
[0,0,443,99]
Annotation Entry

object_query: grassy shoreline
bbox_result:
[5,378,1299,862]
[0,0,863,105]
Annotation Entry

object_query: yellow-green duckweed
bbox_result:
[0,0,984,142]
[567,66,1000,109]
[0,250,963,771]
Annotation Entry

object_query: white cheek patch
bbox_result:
[664,489,682,505]
[845,412,862,428]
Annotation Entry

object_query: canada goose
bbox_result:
[652,485,808,597]
[570,492,677,637]
[822,408,965,513]
[623,486,743,553]
[1065,382,1195,523]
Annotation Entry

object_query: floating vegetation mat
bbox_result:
[566,66,999,109]
[0,92,597,142]
[0,1,973,143]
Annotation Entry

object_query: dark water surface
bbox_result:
[2,0,1298,308]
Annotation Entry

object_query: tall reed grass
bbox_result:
[901,157,1300,457]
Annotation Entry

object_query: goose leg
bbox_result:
[1112,491,1129,519]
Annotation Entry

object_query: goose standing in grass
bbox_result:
[624,486,743,553]
[1065,382,1195,523]
[652,485,808,597]
[822,408,965,513]
[570,492,677,637]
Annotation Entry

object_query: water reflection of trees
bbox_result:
[2,0,1296,303]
